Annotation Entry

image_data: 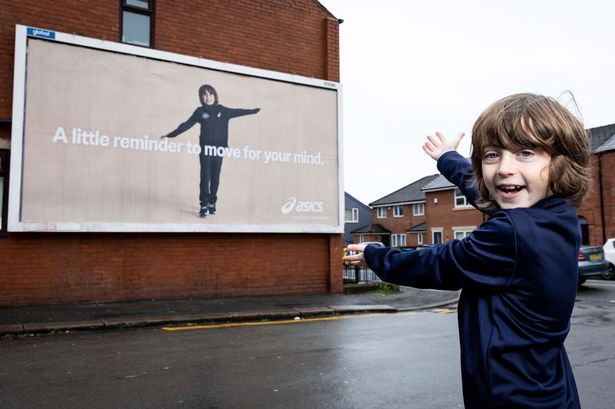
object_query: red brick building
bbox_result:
[577,124,615,245]
[355,124,615,248]
[0,1,343,306]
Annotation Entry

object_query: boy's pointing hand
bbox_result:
[343,244,368,267]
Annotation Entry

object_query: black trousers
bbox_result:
[199,154,223,207]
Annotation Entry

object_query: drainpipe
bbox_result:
[598,153,606,244]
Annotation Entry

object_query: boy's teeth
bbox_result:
[500,185,521,191]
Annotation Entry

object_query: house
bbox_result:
[578,123,615,245]
[421,175,485,244]
[356,174,440,247]
[343,192,371,246]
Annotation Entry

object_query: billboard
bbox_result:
[9,26,343,233]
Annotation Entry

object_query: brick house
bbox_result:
[421,176,486,244]
[355,124,615,248]
[354,174,440,247]
[577,124,615,245]
[0,1,343,306]
[343,192,371,246]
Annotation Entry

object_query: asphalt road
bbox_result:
[1,279,614,409]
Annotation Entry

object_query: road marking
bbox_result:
[585,280,615,288]
[433,308,455,314]
[162,311,420,332]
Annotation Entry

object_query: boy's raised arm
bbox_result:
[423,131,483,210]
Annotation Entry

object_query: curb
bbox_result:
[0,297,459,336]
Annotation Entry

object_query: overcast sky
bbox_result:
[318,0,615,205]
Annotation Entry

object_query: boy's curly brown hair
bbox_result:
[470,93,590,210]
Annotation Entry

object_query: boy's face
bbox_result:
[202,90,216,105]
[481,145,551,209]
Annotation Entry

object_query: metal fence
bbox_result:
[343,265,382,284]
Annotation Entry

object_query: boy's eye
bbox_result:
[517,150,534,158]
[483,151,500,161]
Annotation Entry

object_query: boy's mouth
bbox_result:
[498,184,524,191]
[497,184,525,197]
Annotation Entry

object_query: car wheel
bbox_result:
[578,277,587,287]
[602,263,615,280]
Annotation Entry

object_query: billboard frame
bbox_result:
[8,25,344,233]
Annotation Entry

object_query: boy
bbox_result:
[344,93,589,408]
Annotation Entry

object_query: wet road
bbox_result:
[1,280,614,409]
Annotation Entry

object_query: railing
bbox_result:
[343,265,382,284]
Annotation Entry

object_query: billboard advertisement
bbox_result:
[9,26,343,233]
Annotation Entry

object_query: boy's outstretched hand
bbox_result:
[422,131,465,161]
[343,244,368,267]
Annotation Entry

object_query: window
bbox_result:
[377,207,387,218]
[417,232,424,245]
[432,229,443,245]
[454,229,473,240]
[121,0,155,47]
[0,149,9,236]
[393,205,404,217]
[578,216,589,245]
[345,208,359,223]
[392,234,406,247]
[412,203,425,216]
[454,188,471,208]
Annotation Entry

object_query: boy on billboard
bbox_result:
[162,84,260,217]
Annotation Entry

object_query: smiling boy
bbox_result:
[345,93,590,408]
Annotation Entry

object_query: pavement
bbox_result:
[0,286,460,336]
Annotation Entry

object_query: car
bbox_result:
[357,241,385,248]
[601,238,615,280]
[578,245,609,286]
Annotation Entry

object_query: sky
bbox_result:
[318,0,615,205]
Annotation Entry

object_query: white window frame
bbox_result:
[432,228,443,245]
[121,0,154,48]
[417,232,423,245]
[393,205,404,218]
[453,226,475,241]
[392,233,406,247]
[377,207,387,218]
[345,207,359,223]
[454,188,472,209]
[412,202,425,216]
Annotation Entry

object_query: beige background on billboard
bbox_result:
[21,40,339,228]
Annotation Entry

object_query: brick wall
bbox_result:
[578,151,615,245]
[601,152,615,241]
[1,233,339,305]
[0,0,339,120]
[0,0,343,305]
[424,190,484,243]
[577,157,603,245]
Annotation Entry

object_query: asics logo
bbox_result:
[281,197,324,214]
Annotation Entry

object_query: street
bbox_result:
[1,280,615,409]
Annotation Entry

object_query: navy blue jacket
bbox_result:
[364,151,581,408]
[167,105,259,147]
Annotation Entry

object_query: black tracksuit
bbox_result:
[166,104,259,208]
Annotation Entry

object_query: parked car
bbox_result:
[357,241,385,248]
[578,245,609,286]
[602,238,615,280]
